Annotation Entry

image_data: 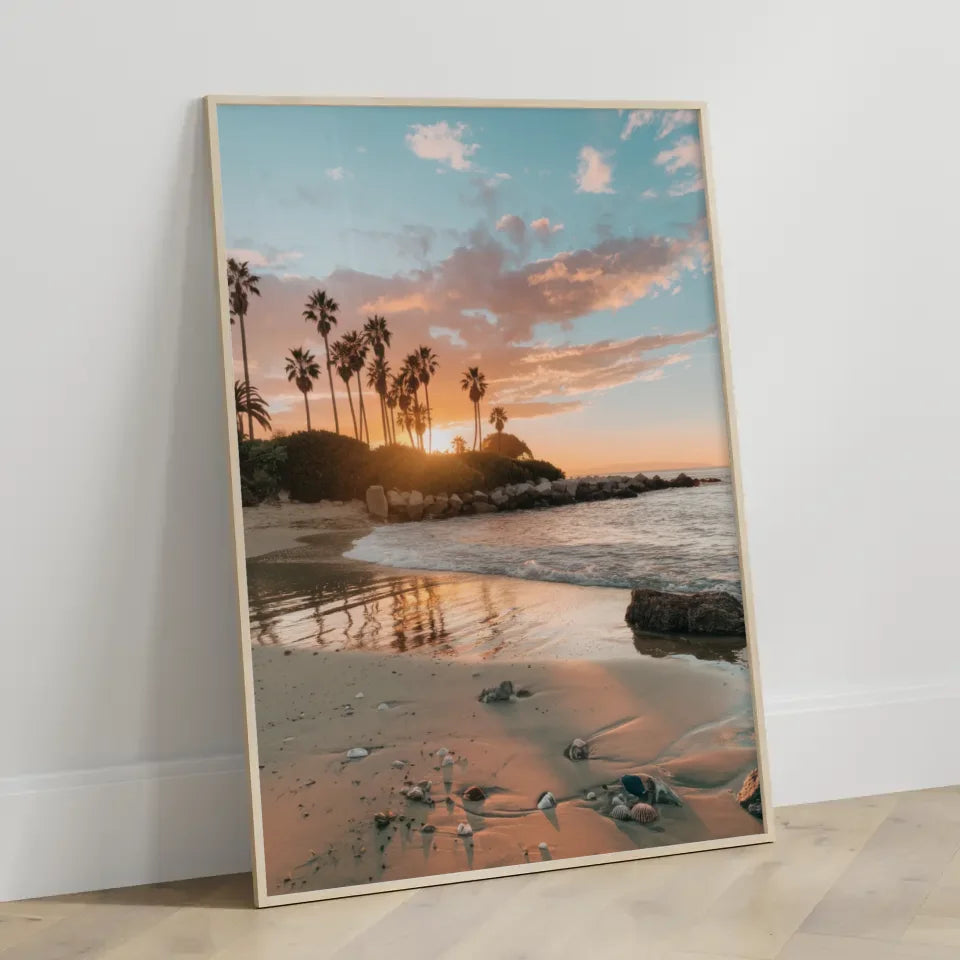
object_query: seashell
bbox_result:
[630,802,659,824]
[610,804,631,821]
[421,824,436,833]
[354,692,365,699]
[610,792,628,807]
[390,760,406,769]
[435,747,449,758]
[416,779,432,792]
[373,810,396,829]
[463,785,486,802]
[377,702,389,711]
[456,822,473,837]
[621,774,655,801]
[585,791,597,801]
[403,786,426,802]
[652,779,682,806]
[537,842,549,852]
[536,791,557,810]
[565,738,589,761]
[478,680,514,703]
[441,754,456,767]
[346,747,368,759]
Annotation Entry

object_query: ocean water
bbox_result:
[346,468,743,597]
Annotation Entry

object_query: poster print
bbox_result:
[207,98,771,906]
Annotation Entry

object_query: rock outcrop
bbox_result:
[625,588,745,636]
[364,472,719,524]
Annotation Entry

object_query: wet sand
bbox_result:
[243,500,761,896]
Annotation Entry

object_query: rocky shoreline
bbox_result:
[365,471,720,523]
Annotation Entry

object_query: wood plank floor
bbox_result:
[2,787,959,959]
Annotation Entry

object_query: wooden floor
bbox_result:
[2,787,959,958]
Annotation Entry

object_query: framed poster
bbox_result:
[206,97,772,907]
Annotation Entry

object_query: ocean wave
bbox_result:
[345,490,743,596]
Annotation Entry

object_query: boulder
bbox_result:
[534,480,553,496]
[490,489,509,507]
[473,490,489,502]
[738,768,762,819]
[387,489,405,510]
[365,485,389,520]
[461,491,475,505]
[672,472,700,488]
[407,490,424,521]
[625,588,745,636]
[447,494,462,515]
[473,501,498,514]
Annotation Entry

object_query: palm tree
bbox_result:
[416,345,439,452]
[227,259,261,439]
[396,405,416,448]
[330,338,359,438]
[460,367,488,450]
[386,375,402,444]
[451,436,467,455]
[362,314,392,358]
[234,380,271,440]
[411,398,427,450]
[284,347,321,431]
[366,356,392,446]
[488,405,509,453]
[342,330,370,445]
[303,289,340,434]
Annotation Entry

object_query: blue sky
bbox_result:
[216,103,730,472]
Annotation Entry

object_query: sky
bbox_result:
[216,103,731,474]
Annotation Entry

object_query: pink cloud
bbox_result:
[575,146,614,194]
[621,109,655,140]
[657,110,698,140]
[529,217,564,240]
[495,214,526,245]
[405,121,478,171]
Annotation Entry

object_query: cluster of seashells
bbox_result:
[602,772,682,825]
[400,778,434,805]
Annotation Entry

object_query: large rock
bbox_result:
[534,480,553,496]
[473,490,489,502]
[625,588,745,636]
[473,501,498,514]
[365,485,388,520]
[387,489,405,510]
[672,472,701,488]
[407,490,424,521]
[447,494,462,515]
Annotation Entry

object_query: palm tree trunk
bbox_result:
[477,407,483,449]
[406,423,416,447]
[323,334,340,434]
[344,380,358,438]
[303,392,311,431]
[423,382,433,452]
[356,378,370,445]
[379,393,388,446]
[239,312,254,439]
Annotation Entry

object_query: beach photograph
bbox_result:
[211,100,768,902]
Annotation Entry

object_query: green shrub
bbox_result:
[238,439,287,506]
[459,451,565,488]
[523,458,564,482]
[482,432,533,459]
[367,445,483,495]
[281,430,370,502]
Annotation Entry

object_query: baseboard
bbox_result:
[3,684,959,903]
[0,755,251,903]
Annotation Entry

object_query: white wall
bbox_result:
[2,0,959,901]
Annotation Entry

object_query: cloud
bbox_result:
[656,136,705,197]
[529,217,564,240]
[640,188,658,200]
[668,176,705,197]
[657,110,698,139]
[655,136,702,174]
[429,326,467,347]
[226,247,303,270]
[345,224,438,262]
[493,329,712,402]
[575,146,614,194]
[495,214,526,245]
[621,109,655,140]
[405,121,479,171]
[325,166,347,181]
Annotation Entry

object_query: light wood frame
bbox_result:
[204,96,773,908]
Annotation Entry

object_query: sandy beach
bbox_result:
[242,500,760,896]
